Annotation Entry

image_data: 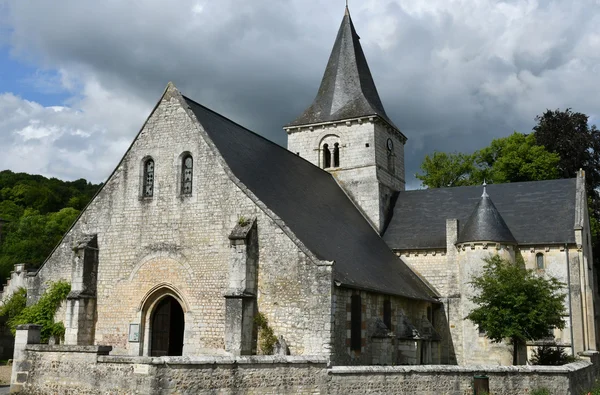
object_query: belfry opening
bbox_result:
[150,296,185,357]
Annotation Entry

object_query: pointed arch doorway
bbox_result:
[150,296,184,356]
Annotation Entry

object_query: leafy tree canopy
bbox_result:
[0,170,101,280]
[416,132,560,188]
[466,255,567,365]
[415,152,474,188]
[533,109,600,244]
[473,133,560,184]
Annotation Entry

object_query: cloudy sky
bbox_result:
[1,0,599,189]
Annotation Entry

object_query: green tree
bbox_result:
[533,109,600,182]
[416,133,560,188]
[416,152,475,188]
[466,255,567,365]
[0,207,80,279]
[0,170,100,280]
[533,109,600,258]
[473,133,560,184]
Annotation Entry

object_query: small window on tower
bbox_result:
[323,144,331,168]
[181,154,193,196]
[319,135,340,170]
[333,143,340,167]
[386,138,395,174]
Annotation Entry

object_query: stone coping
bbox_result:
[25,344,112,355]
[97,355,329,366]
[329,361,591,374]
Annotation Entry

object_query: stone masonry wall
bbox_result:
[331,287,433,366]
[286,118,404,232]
[22,87,333,357]
[12,345,600,395]
[521,245,580,349]
[398,250,448,296]
[398,238,593,364]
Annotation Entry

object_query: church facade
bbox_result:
[3,7,597,368]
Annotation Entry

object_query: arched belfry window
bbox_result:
[323,144,331,169]
[143,158,155,197]
[181,154,193,196]
[319,135,341,170]
[536,253,544,269]
[333,143,340,167]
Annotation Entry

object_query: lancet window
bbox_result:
[536,253,544,269]
[143,158,155,197]
[351,294,362,351]
[383,299,391,329]
[181,154,193,196]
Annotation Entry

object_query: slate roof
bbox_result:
[286,7,398,130]
[184,96,437,302]
[383,179,577,250]
[456,188,517,244]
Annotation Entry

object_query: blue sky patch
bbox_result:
[0,47,71,107]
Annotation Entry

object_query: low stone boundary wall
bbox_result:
[16,350,328,394]
[13,350,600,394]
[10,326,600,394]
[329,361,598,395]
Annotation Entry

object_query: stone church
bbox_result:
[3,6,598,367]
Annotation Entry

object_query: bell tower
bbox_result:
[285,6,406,233]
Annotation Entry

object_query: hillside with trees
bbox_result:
[0,170,101,281]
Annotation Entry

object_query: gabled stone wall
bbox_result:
[16,87,334,357]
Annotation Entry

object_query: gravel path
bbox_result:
[0,366,10,385]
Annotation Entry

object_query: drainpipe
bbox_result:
[580,246,589,351]
[446,297,451,363]
[566,244,575,356]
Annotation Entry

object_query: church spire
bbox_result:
[287,7,397,129]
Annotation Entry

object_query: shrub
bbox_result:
[0,287,27,323]
[254,312,277,355]
[8,280,70,342]
[531,344,577,366]
[531,388,550,395]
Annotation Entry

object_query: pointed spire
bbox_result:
[287,8,398,129]
[457,188,517,244]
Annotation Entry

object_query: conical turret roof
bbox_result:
[287,7,397,129]
[457,186,517,244]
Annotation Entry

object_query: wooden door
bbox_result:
[151,298,172,357]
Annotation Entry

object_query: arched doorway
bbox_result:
[150,296,184,356]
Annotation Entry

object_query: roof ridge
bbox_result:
[405,178,577,193]
[182,95,334,174]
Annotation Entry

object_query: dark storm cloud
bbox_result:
[1,0,600,186]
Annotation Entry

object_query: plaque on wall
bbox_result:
[129,323,140,342]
